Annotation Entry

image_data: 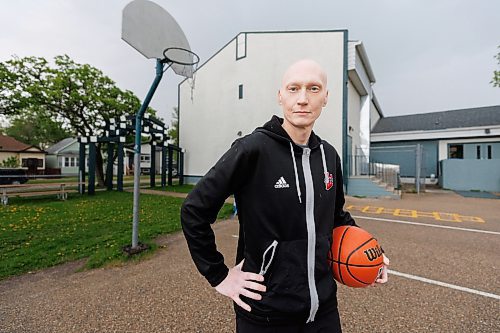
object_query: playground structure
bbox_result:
[77,114,184,195]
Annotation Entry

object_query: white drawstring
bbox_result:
[289,142,302,203]
[320,144,329,185]
[259,240,278,275]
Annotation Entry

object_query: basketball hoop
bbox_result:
[162,47,200,66]
[121,0,200,250]
[162,47,200,80]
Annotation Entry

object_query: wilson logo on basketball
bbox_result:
[363,245,383,261]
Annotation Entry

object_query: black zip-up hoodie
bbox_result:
[181,116,356,324]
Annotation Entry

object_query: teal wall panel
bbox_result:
[371,140,438,177]
[440,159,500,191]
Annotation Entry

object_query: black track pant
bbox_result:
[236,308,342,333]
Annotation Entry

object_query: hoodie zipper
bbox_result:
[302,147,319,323]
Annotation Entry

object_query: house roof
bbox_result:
[46,138,77,154]
[372,105,500,133]
[0,135,34,152]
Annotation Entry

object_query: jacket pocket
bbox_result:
[258,239,310,313]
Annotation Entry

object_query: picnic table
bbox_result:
[0,182,80,205]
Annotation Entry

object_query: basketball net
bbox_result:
[188,62,198,102]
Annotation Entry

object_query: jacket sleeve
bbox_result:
[181,139,251,287]
[334,154,357,227]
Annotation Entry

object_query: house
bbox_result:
[178,30,383,186]
[370,105,500,191]
[0,135,46,174]
[46,138,167,176]
[45,138,80,175]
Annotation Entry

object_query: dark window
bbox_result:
[37,159,43,167]
[487,145,492,159]
[476,146,481,159]
[449,144,463,159]
[238,84,243,99]
[22,158,28,167]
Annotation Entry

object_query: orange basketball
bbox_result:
[327,225,384,288]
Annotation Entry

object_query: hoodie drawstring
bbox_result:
[319,144,329,185]
[290,143,328,203]
[289,142,302,203]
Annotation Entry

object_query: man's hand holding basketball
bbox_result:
[215,260,266,312]
[373,254,390,285]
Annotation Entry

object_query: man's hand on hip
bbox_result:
[215,260,266,312]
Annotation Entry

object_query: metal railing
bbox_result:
[348,155,401,191]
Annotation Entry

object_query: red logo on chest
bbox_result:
[324,172,333,191]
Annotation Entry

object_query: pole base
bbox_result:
[122,242,150,256]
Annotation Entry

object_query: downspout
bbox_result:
[342,30,349,191]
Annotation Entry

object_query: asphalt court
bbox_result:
[346,204,485,223]
[0,190,498,332]
[342,191,500,332]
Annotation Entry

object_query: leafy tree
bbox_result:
[492,46,500,88]
[167,107,179,146]
[6,111,71,149]
[1,156,20,168]
[0,55,156,186]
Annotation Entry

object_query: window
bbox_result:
[448,144,463,159]
[487,145,492,159]
[236,33,247,60]
[239,84,243,99]
[140,155,150,162]
[22,159,28,167]
[37,159,43,167]
[476,146,481,159]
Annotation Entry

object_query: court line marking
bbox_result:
[388,269,500,300]
[352,215,500,236]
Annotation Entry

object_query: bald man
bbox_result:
[181,59,388,332]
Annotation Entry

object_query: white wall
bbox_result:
[180,31,347,178]
[347,81,361,155]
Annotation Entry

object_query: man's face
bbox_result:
[278,60,329,130]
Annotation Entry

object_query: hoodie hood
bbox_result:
[255,115,323,149]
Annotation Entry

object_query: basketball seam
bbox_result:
[336,226,351,285]
[346,237,379,285]
[329,259,382,268]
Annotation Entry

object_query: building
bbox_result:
[46,138,168,176]
[45,138,80,175]
[178,30,383,185]
[370,105,500,191]
[0,135,46,174]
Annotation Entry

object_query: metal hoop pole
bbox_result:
[132,59,164,249]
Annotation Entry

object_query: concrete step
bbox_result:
[346,177,400,199]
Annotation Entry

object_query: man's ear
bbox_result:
[278,90,282,105]
[323,90,329,107]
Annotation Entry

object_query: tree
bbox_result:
[5,111,71,149]
[0,55,156,186]
[167,107,179,146]
[492,46,500,88]
[1,156,20,168]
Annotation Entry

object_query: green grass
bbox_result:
[0,191,234,280]
[152,184,195,193]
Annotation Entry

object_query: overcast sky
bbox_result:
[1,0,499,124]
